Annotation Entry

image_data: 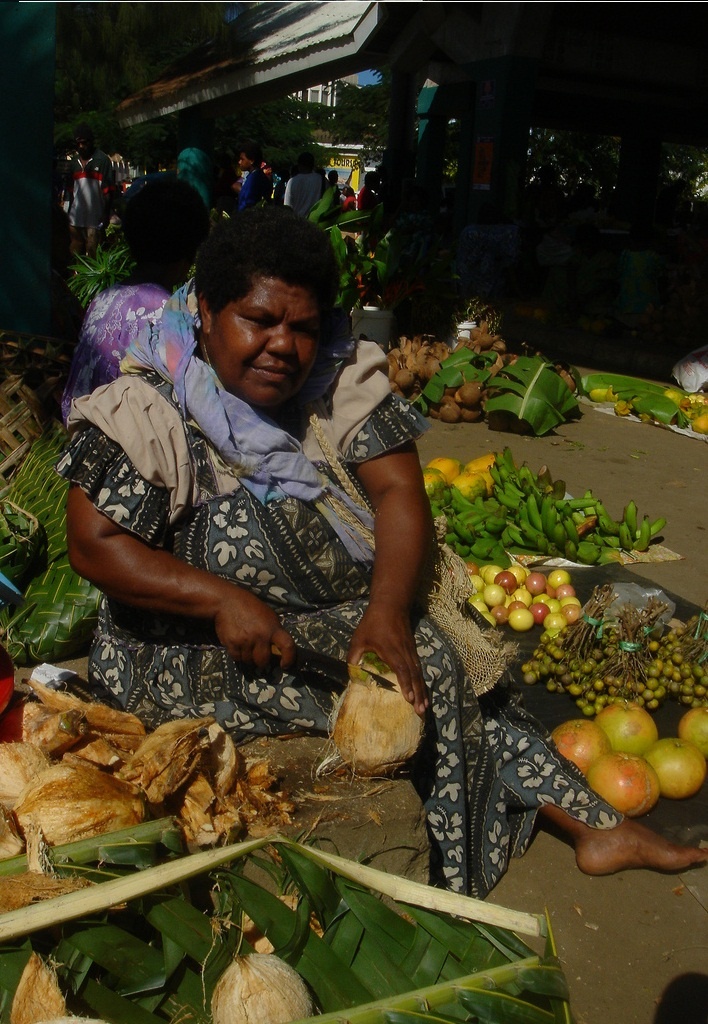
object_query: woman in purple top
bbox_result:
[61,178,210,423]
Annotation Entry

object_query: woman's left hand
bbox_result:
[351,442,434,718]
[348,603,428,717]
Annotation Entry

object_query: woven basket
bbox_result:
[0,374,61,496]
[0,500,45,586]
[0,328,74,382]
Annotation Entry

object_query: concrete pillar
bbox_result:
[0,3,56,334]
[461,55,538,227]
[614,133,662,228]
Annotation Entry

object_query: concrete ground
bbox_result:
[416,376,707,1024]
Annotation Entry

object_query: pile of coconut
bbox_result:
[387,328,518,424]
[0,679,296,874]
[387,335,451,400]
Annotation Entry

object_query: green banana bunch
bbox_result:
[431,448,668,567]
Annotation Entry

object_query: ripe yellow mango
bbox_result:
[425,457,462,485]
[463,452,496,475]
[451,470,492,501]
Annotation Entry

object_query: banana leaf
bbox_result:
[579,371,670,400]
[580,372,690,426]
[414,350,496,407]
[0,832,571,1024]
[484,356,580,436]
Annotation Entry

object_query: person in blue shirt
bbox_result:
[237,141,272,211]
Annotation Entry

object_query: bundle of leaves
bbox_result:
[67,229,135,308]
[485,355,581,436]
[0,830,572,1023]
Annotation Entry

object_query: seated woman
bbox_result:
[61,177,210,423]
[59,207,706,898]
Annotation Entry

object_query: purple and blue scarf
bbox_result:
[122,282,375,562]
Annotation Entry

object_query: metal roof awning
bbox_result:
[116,1,392,127]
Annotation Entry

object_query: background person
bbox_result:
[237,141,272,210]
[357,170,380,211]
[283,151,325,216]
[67,122,115,257]
[325,168,341,205]
[60,207,707,899]
[61,177,210,423]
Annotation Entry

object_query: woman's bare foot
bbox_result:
[540,805,708,876]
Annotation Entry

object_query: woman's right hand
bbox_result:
[67,485,296,672]
[214,588,296,670]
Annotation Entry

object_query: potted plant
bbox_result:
[327,207,458,349]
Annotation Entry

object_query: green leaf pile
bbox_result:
[0,831,573,1024]
[485,356,580,435]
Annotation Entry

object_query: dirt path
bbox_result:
[417,396,707,1024]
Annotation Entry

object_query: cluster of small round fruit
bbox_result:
[522,620,707,715]
[551,702,707,818]
[467,563,580,633]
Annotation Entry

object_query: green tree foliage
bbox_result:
[526,128,621,201]
[54,3,229,165]
[526,128,708,210]
[326,69,391,163]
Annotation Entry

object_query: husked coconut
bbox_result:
[438,400,462,423]
[211,953,314,1024]
[331,659,424,776]
[10,952,66,1024]
[13,763,145,845]
[454,381,483,408]
[22,704,88,756]
[0,742,51,808]
[0,804,24,859]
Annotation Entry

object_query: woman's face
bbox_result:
[198,276,321,410]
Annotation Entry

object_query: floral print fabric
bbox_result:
[57,380,619,897]
[61,282,169,423]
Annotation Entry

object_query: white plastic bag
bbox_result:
[605,583,675,636]
[672,344,708,392]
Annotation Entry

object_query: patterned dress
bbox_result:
[57,368,620,898]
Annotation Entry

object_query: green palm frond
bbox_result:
[0,832,571,1024]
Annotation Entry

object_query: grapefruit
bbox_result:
[644,738,707,799]
[594,701,658,756]
[678,707,708,757]
[551,718,612,775]
[586,752,660,817]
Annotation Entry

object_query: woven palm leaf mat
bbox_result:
[512,563,707,845]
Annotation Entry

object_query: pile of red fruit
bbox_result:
[467,564,580,632]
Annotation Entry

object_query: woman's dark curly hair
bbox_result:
[194,206,339,313]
